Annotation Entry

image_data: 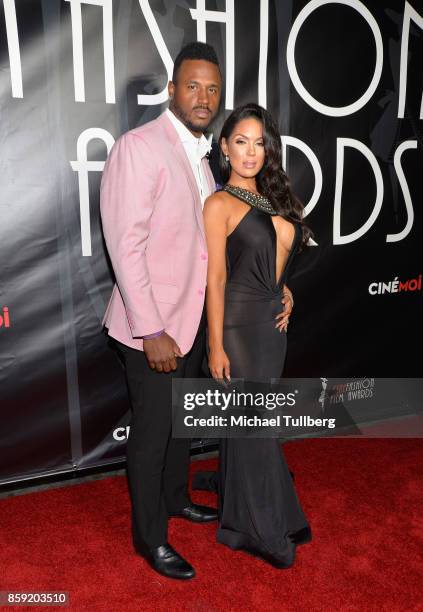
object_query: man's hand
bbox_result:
[275,284,294,332]
[143,333,183,372]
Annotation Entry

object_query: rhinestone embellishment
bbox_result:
[223,184,277,215]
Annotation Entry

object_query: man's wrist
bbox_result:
[142,329,165,340]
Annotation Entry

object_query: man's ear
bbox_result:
[168,81,174,99]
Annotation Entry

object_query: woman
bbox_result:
[203,103,312,568]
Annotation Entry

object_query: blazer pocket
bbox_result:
[151,283,179,304]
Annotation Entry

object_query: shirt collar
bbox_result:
[166,108,212,160]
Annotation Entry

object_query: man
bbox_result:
[100,42,293,580]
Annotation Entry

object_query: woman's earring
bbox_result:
[225,154,229,162]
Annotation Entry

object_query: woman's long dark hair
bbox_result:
[219,103,312,248]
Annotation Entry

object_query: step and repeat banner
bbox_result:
[0,0,422,485]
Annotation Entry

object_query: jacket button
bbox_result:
[198,289,204,295]
[201,253,208,260]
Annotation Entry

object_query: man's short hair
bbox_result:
[172,42,220,82]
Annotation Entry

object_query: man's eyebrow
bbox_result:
[186,79,220,87]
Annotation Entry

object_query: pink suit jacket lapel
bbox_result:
[157,113,206,244]
[202,156,216,195]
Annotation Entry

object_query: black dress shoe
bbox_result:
[169,503,218,522]
[146,543,195,580]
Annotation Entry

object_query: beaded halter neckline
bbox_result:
[223,184,277,216]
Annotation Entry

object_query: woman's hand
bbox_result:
[208,347,231,382]
[275,284,294,332]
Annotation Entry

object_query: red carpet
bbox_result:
[1,439,422,611]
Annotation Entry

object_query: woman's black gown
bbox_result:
[217,190,311,567]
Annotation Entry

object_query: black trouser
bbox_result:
[115,316,206,551]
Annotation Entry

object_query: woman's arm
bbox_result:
[203,193,231,381]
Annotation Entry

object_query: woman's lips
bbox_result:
[243,161,256,168]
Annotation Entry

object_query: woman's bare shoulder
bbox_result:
[204,190,232,216]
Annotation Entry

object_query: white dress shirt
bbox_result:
[166,108,212,207]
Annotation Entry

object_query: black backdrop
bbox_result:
[0,0,422,485]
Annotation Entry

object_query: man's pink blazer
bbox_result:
[100,112,216,354]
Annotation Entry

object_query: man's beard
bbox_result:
[169,101,212,134]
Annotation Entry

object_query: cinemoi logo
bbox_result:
[0,307,11,328]
[368,274,422,295]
